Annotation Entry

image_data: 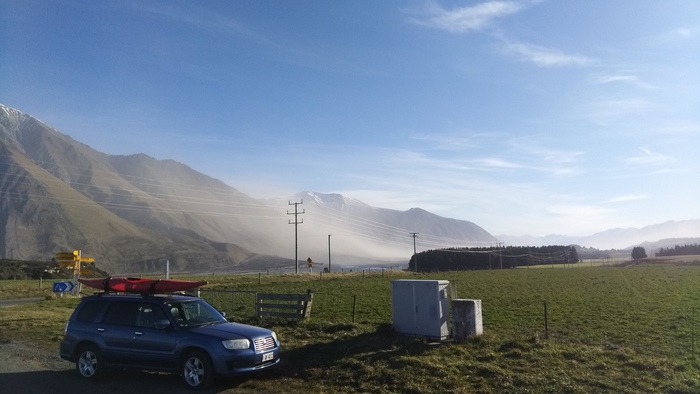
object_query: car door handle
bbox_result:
[134,331,143,336]
[97,328,105,332]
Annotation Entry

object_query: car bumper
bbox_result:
[212,347,281,376]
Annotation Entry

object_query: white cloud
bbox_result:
[409,131,493,151]
[604,194,649,204]
[409,1,590,69]
[670,26,699,39]
[409,1,526,33]
[625,147,671,167]
[506,136,585,164]
[471,157,521,169]
[591,72,654,89]
[500,41,593,67]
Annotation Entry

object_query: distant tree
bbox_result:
[631,246,647,260]
[656,243,700,257]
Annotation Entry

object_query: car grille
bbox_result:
[253,336,276,353]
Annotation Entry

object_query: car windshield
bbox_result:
[167,299,227,327]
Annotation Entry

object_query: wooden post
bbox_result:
[543,301,549,340]
[352,295,357,323]
[303,289,314,318]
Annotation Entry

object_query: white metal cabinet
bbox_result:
[391,280,450,340]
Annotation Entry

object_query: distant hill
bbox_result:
[498,220,700,250]
[639,237,700,256]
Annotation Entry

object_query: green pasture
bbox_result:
[1,264,700,393]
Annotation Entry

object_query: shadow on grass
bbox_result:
[247,320,452,387]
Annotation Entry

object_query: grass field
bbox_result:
[2,263,700,393]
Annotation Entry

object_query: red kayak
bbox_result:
[79,277,208,294]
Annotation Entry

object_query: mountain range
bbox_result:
[2,104,699,274]
[0,104,498,273]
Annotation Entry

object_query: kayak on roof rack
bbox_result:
[78,276,208,294]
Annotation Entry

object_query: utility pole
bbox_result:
[288,200,305,274]
[498,242,503,269]
[410,232,419,272]
[328,234,332,273]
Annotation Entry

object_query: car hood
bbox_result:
[190,322,272,340]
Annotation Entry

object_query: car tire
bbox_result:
[76,344,103,380]
[182,350,214,390]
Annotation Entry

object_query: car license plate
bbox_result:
[262,352,274,362]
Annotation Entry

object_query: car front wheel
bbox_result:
[182,350,214,390]
[76,344,103,380]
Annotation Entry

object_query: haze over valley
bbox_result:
[2,104,699,274]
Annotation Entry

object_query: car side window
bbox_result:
[136,303,167,328]
[76,300,103,322]
[102,301,140,326]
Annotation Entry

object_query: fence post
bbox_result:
[543,301,549,340]
[303,289,314,318]
[352,295,357,323]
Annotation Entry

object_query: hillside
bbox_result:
[0,104,284,273]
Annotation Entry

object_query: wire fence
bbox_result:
[197,288,258,321]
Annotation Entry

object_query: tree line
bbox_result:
[409,245,579,272]
[655,243,700,257]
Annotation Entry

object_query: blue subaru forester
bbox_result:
[60,293,280,389]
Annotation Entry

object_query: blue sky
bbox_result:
[2,0,699,237]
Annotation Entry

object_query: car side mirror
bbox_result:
[155,319,171,329]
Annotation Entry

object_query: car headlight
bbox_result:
[222,339,250,350]
[271,331,278,343]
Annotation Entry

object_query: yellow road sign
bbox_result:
[81,257,95,263]
[55,253,77,260]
